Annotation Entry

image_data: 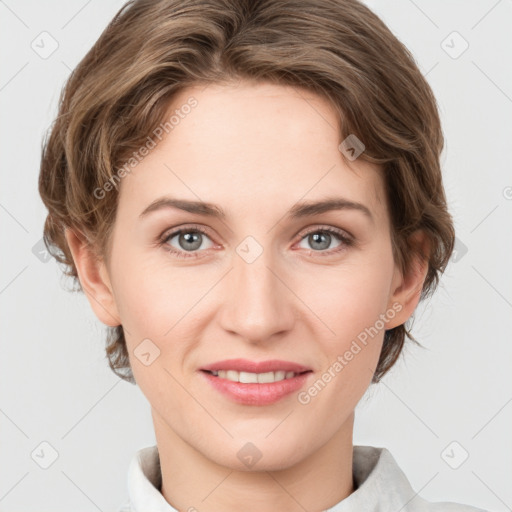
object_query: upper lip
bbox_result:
[200,358,312,374]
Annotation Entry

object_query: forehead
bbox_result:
[117,81,387,224]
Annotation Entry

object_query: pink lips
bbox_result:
[200,358,312,374]
[199,358,313,406]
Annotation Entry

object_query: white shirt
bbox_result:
[118,444,488,512]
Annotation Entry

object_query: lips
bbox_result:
[200,358,312,374]
[199,359,313,405]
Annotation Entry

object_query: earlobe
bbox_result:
[64,228,121,327]
[385,231,430,330]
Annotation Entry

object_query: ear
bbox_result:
[385,230,430,330]
[64,227,121,327]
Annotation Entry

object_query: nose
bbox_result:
[218,248,296,345]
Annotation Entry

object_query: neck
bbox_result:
[153,410,355,512]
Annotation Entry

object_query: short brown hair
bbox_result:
[38,0,455,385]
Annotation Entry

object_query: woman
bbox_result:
[38,0,488,510]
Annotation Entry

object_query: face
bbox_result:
[68,81,425,472]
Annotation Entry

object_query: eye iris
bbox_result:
[179,232,202,251]
[309,232,331,250]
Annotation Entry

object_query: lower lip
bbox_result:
[200,371,312,406]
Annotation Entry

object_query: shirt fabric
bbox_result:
[118,444,488,512]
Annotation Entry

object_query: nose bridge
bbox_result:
[219,239,294,341]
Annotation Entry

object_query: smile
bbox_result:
[204,369,304,383]
[199,359,313,405]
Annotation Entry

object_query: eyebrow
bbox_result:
[139,196,374,223]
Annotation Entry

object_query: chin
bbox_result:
[203,434,310,473]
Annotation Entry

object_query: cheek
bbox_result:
[296,250,394,387]
[110,248,211,383]
[113,265,196,403]
[110,243,196,332]
[297,268,390,418]
[300,258,393,339]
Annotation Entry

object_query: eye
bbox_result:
[159,225,215,259]
[158,224,354,259]
[295,226,354,256]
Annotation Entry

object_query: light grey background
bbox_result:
[0,1,511,511]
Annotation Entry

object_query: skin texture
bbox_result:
[65,81,428,511]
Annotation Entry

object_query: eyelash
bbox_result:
[157,224,354,259]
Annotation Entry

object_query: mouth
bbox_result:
[201,369,311,383]
[199,359,313,405]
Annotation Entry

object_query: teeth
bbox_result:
[258,371,276,383]
[227,370,239,381]
[213,370,299,383]
[239,371,258,383]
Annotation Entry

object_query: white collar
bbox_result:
[118,444,484,512]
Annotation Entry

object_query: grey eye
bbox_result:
[166,230,214,252]
[298,231,342,251]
